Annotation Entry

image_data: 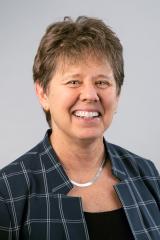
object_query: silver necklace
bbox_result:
[70,157,106,188]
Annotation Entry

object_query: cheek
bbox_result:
[102,93,118,111]
[49,91,77,112]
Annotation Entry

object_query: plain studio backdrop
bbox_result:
[0,0,160,169]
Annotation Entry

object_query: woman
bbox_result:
[0,16,160,240]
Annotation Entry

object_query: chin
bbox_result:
[73,131,104,142]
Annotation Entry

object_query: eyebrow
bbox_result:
[93,74,113,80]
[62,73,113,81]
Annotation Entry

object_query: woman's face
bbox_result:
[36,57,120,142]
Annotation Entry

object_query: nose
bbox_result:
[80,83,99,102]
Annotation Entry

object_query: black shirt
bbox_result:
[84,208,134,240]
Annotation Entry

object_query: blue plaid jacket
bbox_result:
[0,130,160,240]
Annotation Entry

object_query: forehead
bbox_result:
[54,55,113,78]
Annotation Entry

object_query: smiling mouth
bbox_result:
[73,111,101,118]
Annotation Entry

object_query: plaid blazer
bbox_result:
[0,130,160,240]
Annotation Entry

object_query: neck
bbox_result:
[50,131,105,172]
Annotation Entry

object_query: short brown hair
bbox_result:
[33,16,124,127]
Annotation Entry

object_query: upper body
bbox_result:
[0,130,160,240]
[1,16,159,239]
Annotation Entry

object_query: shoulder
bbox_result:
[0,129,54,177]
[0,138,50,199]
[106,141,159,178]
[0,142,39,196]
[0,140,44,176]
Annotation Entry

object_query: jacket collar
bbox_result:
[41,129,73,194]
[41,129,139,194]
[106,141,140,181]
[105,141,127,180]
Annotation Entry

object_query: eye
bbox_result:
[96,80,111,88]
[66,80,81,87]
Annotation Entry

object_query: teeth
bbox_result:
[74,111,100,118]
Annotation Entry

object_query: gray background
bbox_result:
[0,0,160,169]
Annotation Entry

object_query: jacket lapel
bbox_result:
[42,130,90,240]
[107,141,159,239]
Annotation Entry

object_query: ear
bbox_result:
[35,81,49,111]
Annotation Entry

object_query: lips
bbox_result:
[73,110,101,118]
